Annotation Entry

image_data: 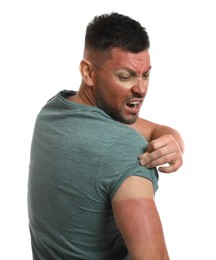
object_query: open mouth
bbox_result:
[126,101,141,108]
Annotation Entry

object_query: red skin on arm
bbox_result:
[112,176,169,260]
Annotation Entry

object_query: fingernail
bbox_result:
[139,158,146,166]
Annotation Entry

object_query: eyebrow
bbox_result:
[118,65,152,75]
[144,66,152,74]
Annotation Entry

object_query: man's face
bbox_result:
[91,48,151,124]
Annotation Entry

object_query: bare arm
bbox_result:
[130,117,184,173]
[112,176,169,260]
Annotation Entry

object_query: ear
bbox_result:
[79,59,94,86]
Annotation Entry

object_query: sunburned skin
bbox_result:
[112,176,169,259]
[80,47,151,124]
[113,197,162,241]
[112,197,169,259]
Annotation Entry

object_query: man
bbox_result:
[28,12,183,259]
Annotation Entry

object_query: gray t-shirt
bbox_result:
[28,90,158,260]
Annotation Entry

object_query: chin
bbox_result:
[109,110,138,125]
[121,115,138,125]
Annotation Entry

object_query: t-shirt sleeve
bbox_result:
[109,161,159,201]
[96,127,159,201]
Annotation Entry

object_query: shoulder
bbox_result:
[95,119,149,156]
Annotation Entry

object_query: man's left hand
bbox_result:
[139,134,183,173]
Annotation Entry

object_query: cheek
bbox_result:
[108,85,129,107]
[96,74,131,106]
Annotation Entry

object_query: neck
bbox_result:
[68,84,95,106]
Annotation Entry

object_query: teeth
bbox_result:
[128,101,140,108]
[130,101,139,105]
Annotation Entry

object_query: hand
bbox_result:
[139,134,183,173]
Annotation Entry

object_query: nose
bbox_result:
[131,77,148,97]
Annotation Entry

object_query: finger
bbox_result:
[157,160,182,173]
[140,150,183,169]
[146,134,176,153]
[139,152,150,166]
[139,146,178,166]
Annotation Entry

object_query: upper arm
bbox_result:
[130,117,157,142]
[112,176,169,260]
[130,117,184,155]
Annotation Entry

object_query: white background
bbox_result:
[1,0,215,259]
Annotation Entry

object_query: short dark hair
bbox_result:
[85,12,150,53]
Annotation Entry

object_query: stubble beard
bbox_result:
[95,92,138,125]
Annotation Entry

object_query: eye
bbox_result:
[118,74,132,81]
[119,76,130,80]
[143,73,150,79]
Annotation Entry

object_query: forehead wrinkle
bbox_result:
[117,65,152,76]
